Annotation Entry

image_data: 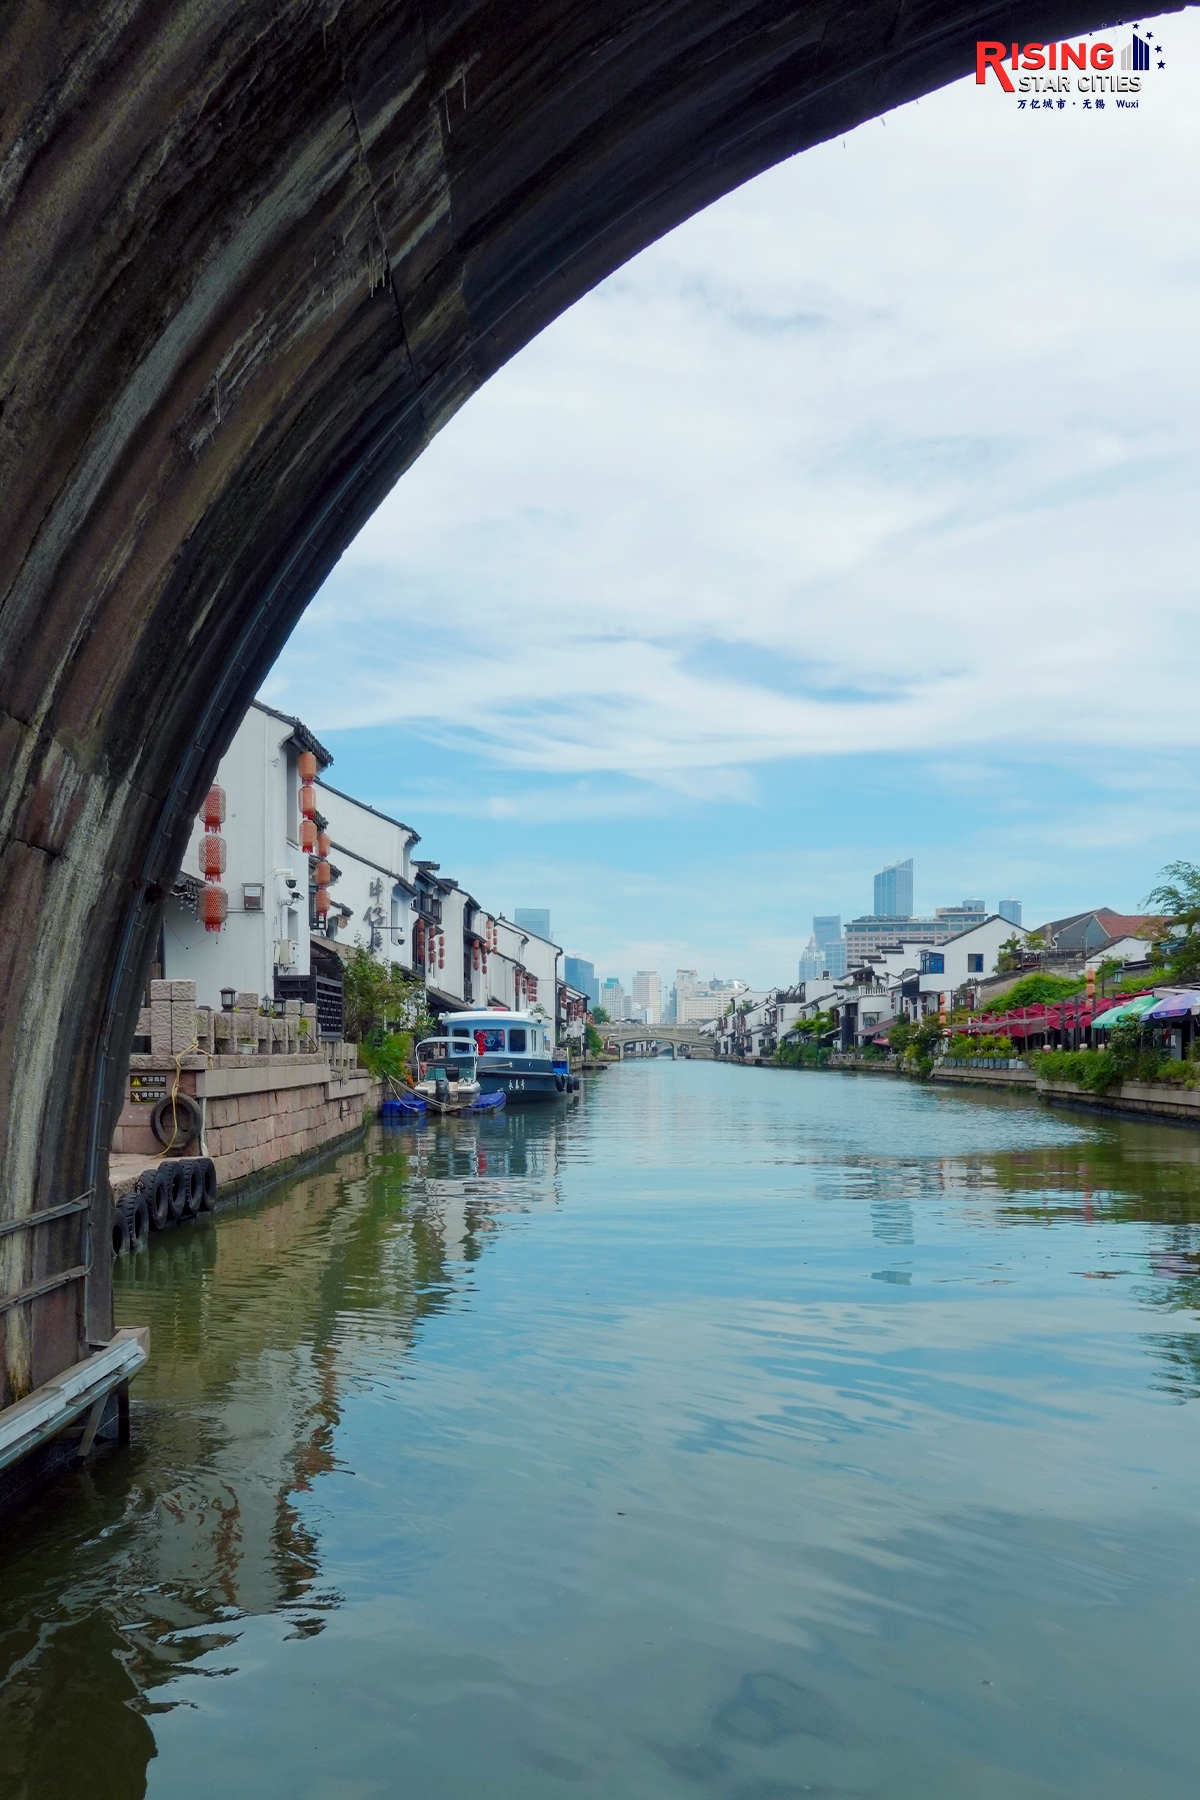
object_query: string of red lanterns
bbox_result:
[298,751,330,922]
[198,780,227,932]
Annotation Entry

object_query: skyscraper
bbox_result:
[632,971,661,1023]
[873,858,913,918]
[813,914,841,948]
[564,955,599,1010]
[998,898,1023,927]
[515,908,551,940]
[601,977,629,1019]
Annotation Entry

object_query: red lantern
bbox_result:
[439,938,444,969]
[297,750,318,781]
[301,818,318,853]
[198,833,226,878]
[315,887,331,917]
[314,860,331,887]
[473,945,479,970]
[199,885,227,931]
[299,781,318,818]
[203,782,226,827]
[317,831,331,857]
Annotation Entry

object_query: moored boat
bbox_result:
[413,1038,484,1113]
[443,1010,567,1103]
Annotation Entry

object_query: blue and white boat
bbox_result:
[445,1010,566,1103]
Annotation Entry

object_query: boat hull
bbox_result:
[476,1059,565,1104]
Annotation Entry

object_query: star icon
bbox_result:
[1158,58,1165,67]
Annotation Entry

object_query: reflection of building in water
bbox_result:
[0,1110,579,1785]
[870,1197,914,1246]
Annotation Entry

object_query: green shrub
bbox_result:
[1034,1022,1164,1093]
[991,973,1083,1013]
[360,1028,414,1083]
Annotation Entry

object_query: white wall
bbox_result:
[165,704,309,1006]
[918,915,1030,996]
[316,780,418,972]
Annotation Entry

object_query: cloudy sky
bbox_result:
[263,10,1200,989]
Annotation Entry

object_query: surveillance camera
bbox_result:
[285,876,298,890]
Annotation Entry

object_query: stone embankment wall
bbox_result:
[1038,1079,1200,1126]
[111,982,378,1201]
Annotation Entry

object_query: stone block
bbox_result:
[150,978,172,1003]
[136,1007,151,1037]
[171,1009,196,1054]
[170,979,197,1002]
[150,999,173,1059]
[284,998,300,1016]
[236,990,259,1012]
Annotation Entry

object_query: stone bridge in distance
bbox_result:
[602,1025,716,1060]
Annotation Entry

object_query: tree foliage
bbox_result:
[1145,860,1200,984]
[341,945,431,1043]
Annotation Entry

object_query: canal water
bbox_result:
[3,1061,1200,1798]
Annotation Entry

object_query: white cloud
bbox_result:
[259,16,1200,984]
[272,14,1200,793]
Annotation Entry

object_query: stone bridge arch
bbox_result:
[0,0,1135,1395]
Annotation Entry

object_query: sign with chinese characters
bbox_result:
[129,1073,168,1103]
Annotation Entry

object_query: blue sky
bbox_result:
[263,11,1200,989]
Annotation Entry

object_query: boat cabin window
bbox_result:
[473,1027,506,1054]
[508,1028,527,1053]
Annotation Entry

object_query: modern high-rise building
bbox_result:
[514,907,551,940]
[601,977,629,1019]
[998,898,1023,927]
[632,971,661,1024]
[844,914,951,961]
[800,917,846,984]
[564,955,599,1010]
[873,858,913,918]
[935,898,987,933]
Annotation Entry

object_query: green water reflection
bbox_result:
[2,1068,1199,1798]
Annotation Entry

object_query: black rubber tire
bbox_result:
[197,1158,217,1210]
[166,1162,188,1222]
[150,1091,202,1152]
[148,1168,171,1230]
[111,1206,131,1257]
[177,1160,200,1217]
[122,1190,150,1245]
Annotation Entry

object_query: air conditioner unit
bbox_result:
[275,939,296,971]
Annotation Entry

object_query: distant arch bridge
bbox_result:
[602,1026,716,1060]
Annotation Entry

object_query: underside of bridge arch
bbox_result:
[0,0,1135,1399]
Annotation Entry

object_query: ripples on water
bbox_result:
[3,1063,1200,1798]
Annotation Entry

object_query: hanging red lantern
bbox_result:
[199,885,228,931]
[297,750,318,781]
[198,833,226,878]
[314,859,331,887]
[315,887,331,917]
[301,818,318,853]
[317,831,331,858]
[439,937,444,969]
[473,945,479,970]
[298,781,318,818]
[198,783,228,931]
